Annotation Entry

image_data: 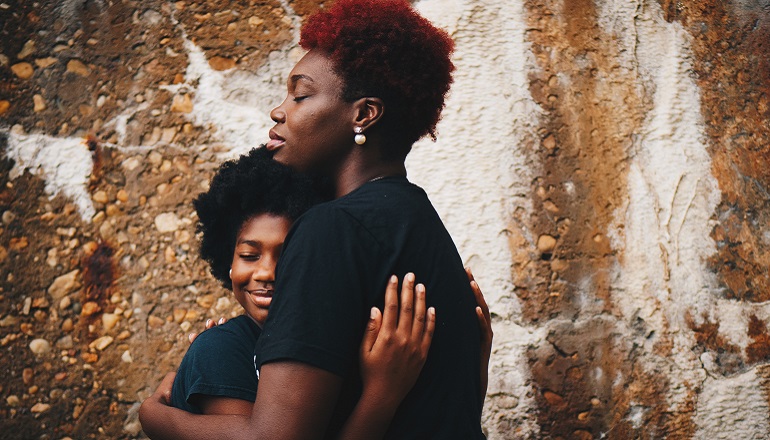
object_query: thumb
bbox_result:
[360,307,382,355]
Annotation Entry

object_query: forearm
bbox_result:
[139,394,250,440]
[335,388,400,440]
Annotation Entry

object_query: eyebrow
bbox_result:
[237,239,263,247]
[289,74,314,85]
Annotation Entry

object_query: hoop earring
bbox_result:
[354,126,367,145]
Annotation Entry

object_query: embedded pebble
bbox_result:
[0,315,18,327]
[81,301,100,316]
[56,335,74,349]
[0,100,8,115]
[11,62,33,79]
[17,40,36,59]
[537,234,557,253]
[66,59,90,76]
[2,210,16,224]
[34,57,57,68]
[61,318,74,332]
[172,308,187,323]
[92,190,109,204]
[30,403,51,413]
[29,339,51,355]
[154,212,181,232]
[59,296,71,309]
[170,94,193,113]
[102,313,119,330]
[22,368,34,385]
[89,336,113,351]
[196,294,215,309]
[121,350,133,363]
[48,269,80,300]
[148,315,165,328]
[33,94,46,112]
[6,395,20,407]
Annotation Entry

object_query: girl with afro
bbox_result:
[162,147,438,437]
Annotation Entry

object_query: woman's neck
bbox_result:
[333,160,406,198]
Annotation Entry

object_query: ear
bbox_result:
[352,97,385,130]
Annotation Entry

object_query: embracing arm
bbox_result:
[140,275,433,440]
[139,364,341,440]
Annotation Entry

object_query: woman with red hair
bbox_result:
[140,0,490,438]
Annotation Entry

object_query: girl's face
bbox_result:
[230,213,293,327]
[266,49,356,176]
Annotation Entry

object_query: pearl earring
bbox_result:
[229,268,232,278]
[354,126,366,145]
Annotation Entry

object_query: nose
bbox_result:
[252,256,276,283]
[270,99,287,123]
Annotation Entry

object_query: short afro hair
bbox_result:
[300,0,455,158]
[194,147,319,289]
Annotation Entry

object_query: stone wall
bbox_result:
[1,0,768,438]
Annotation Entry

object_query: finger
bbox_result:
[218,317,226,325]
[159,372,177,404]
[398,272,416,333]
[470,279,491,324]
[410,283,427,341]
[465,266,475,283]
[205,319,213,329]
[360,307,383,355]
[421,307,436,355]
[381,275,399,333]
[188,332,198,344]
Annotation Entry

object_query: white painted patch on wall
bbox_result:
[411,0,541,438]
[606,0,718,420]
[694,367,770,439]
[159,35,305,157]
[3,127,95,219]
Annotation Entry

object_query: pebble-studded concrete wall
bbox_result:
[1,0,768,439]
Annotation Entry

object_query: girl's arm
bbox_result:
[336,273,435,439]
[139,274,434,440]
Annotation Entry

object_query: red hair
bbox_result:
[300,0,455,156]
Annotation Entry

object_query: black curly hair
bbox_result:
[194,147,319,289]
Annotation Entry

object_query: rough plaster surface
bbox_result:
[1,0,770,438]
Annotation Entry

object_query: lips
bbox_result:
[266,130,285,151]
[247,288,273,308]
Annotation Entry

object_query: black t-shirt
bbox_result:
[171,315,261,413]
[257,176,484,439]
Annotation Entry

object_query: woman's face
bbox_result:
[266,49,356,175]
[230,213,293,327]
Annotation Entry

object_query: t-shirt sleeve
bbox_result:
[256,205,382,377]
[174,324,258,408]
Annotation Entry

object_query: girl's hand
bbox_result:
[188,317,227,344]
[466,267,493,403]
[359,273,435,408]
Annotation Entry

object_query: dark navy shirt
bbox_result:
[171,315,261,413]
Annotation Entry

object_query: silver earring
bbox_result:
[229,268,232,278]
[354,126,366,145]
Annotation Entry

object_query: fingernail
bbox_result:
[188,333,194,342]
[416,284,425,294]
[390,275,397,283]
[205,319,212,327]
[428,307,435,316]
[218,317,225,325]
[406,272,415,282]
[370,307,377,319]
